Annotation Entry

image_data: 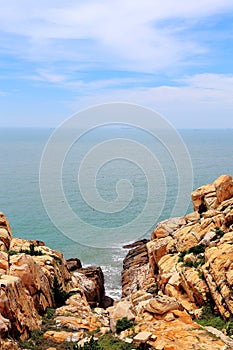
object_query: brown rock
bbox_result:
[122,241,154,297]
[0,314,10,336]
[43,330,82,343]
[0,228,11,251]
[147,236,172,272]
[0,338,21,350]
[77,266,106,307]
[9,253,53,312]
[0,274,41,339]
[152,217,186,240]
[0,251,9,274]
[214,174,233,203]
[0,212,12,237]
[191,183,216,212]
[143,295,180,315]
[66,258,82,271]
[109,299,135,332]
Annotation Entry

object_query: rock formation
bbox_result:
[1,174,233,349]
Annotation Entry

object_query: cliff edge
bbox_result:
[1,174,233,349]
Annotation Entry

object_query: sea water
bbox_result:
[0,127,232,299]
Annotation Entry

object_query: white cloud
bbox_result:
[69,74,233,128]
[0,1,233,72]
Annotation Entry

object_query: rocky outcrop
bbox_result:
[108,289,227,349]
[121,239,154,297]
[0,274,41,339]
[146,175,233,319]
[0,214,112,346]
[191,174,233,213]
[1,174,233,349]
[118,175,233,349]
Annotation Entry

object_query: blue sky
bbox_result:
[0,0,233,128]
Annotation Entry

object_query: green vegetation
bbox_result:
[183,260,194,268]
[178,244,206,264]
[196,304,225,330]
[98,333,135,350]
[52,276,71,307]
[198,270,204,280]
[43,308,55,321]
[195,299,233,336]
[7,243,44,256]
[179,245,206,270]
[178,250,187,262]
[214,227,225,238]
[116,317,134,334]
[188,244,206,255]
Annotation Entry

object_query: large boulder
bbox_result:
[0,275,41,339]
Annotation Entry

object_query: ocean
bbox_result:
[0,127,232,299]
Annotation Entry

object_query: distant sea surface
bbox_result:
[0,127,232,299]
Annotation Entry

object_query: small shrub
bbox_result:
[184,260,194,268]
[188,244,206,255]
[226,318,233,336]
[214,227,225,238]
[7,250,18,256]
[116,317,134,333]
[53,276,70,307]
[178,250,187,262]
[19,243,44,256]
[98,333,134,350]
[198,270,204,280]
[44,308,55,320]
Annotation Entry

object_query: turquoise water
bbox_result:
[0,127,232,298]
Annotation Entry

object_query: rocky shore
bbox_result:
[1,174,233,349]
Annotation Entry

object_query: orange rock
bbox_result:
[43,330,81,343]
[0,274,41,339]
[214,174,233,203]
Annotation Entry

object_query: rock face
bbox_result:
[119,174,233,349]
[0,213,111,346]
[121,239,154,297]
[1,174,233,349]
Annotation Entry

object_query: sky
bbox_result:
[0,0,233,128]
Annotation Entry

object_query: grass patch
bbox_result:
[98,333,134,350]
[214,227,225,238]
[116,317,134,334]
[195,304,233,335]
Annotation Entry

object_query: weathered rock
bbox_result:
[0,228,11,251]
[0,338,21,350]
[0,212,12,237]
[191,183,217,212]
[122,240,154,297]
[133,331,152,344]
[109,299,135,332]
[0,213,12,251]
[0,314,10,336]
[214,174,233,204]
[77,266,107,307]
[9,253,53,312]
[152,217,186,240]
[43,330,83,343]
[147,236,173,274]
[66,257,82,271]
[143,295,180,315]
[0,251,9,274]
[0,274,41,339]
